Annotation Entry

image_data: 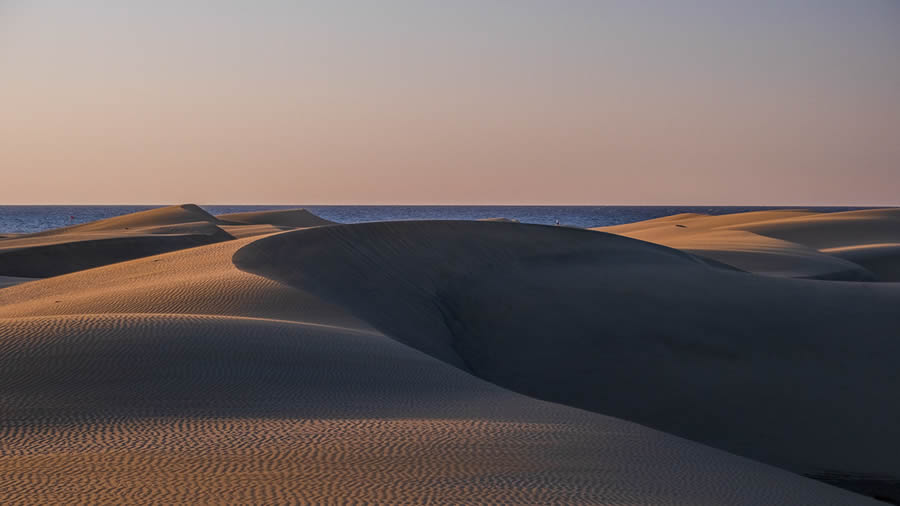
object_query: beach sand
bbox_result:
[1,205,897,504]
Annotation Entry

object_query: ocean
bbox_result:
[0,205,881,234]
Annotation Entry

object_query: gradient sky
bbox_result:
[1,1,898,205]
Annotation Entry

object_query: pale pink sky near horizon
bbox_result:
[1,1,899,205]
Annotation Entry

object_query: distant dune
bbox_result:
[0,205,335,278]
[1,205,897,504]
[217,208,335,228]
[31,203,226,236]
[597,209,900,281]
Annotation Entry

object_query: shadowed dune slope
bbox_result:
[598,210,819,238]
[0,276,34,289]
[0,232,233,278]
[824,243,900,281]
[0,233,876,503]
[219,223,293,238]
[0,237,370,330]
[0,205,238,278]
[634,229,874,280]
[217,208,335,228]
[0,221,232,255]
[238,221,703,368]
[736,209,900,250]
[600,208,900,248]
[0,205,341,278]
[235,220,900,501]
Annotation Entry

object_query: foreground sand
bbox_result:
[1,206,897,504]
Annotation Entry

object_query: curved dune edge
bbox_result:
[0,228,879,504]
[0,237,370,328]
[596,208,900,280]
[739,208,900,250]
[237,220,705,368]
[824,243,900,281]
[643,229,875,280]
[235,220,900,502]
[0,204,338,278]
[0,204,236,278]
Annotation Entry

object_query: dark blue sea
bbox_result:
[0,205,883,234]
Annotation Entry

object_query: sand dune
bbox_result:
[598,210,818,238]
[640,229,874,279]
[0,205,337,278]
[0,205,236,277]
[738,210,900,250]
[219,223,294,238]
[1,207,896,503]
[824,243,900,281]
[1,316,869,504]
[0,237,367,329]
[217,208,335,228]
[29,204,225,237]
[236,220,900,501]
[0,232,233,278]
[596,208,900,280]
[0,216,881,503]
[236,221,703,367]
[0,221,232,253]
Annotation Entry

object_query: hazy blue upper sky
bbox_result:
[1,1,898,204]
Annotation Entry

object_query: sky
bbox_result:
[1,1,898,205]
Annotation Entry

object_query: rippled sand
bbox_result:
[1,206,895,504]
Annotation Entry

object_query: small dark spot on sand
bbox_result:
[675,224,687,228]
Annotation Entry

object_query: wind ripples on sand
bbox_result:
[1,205,893,504]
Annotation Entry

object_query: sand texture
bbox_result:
[0,205,334,278]
[596,208,900,280]
[1,206,897,504]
